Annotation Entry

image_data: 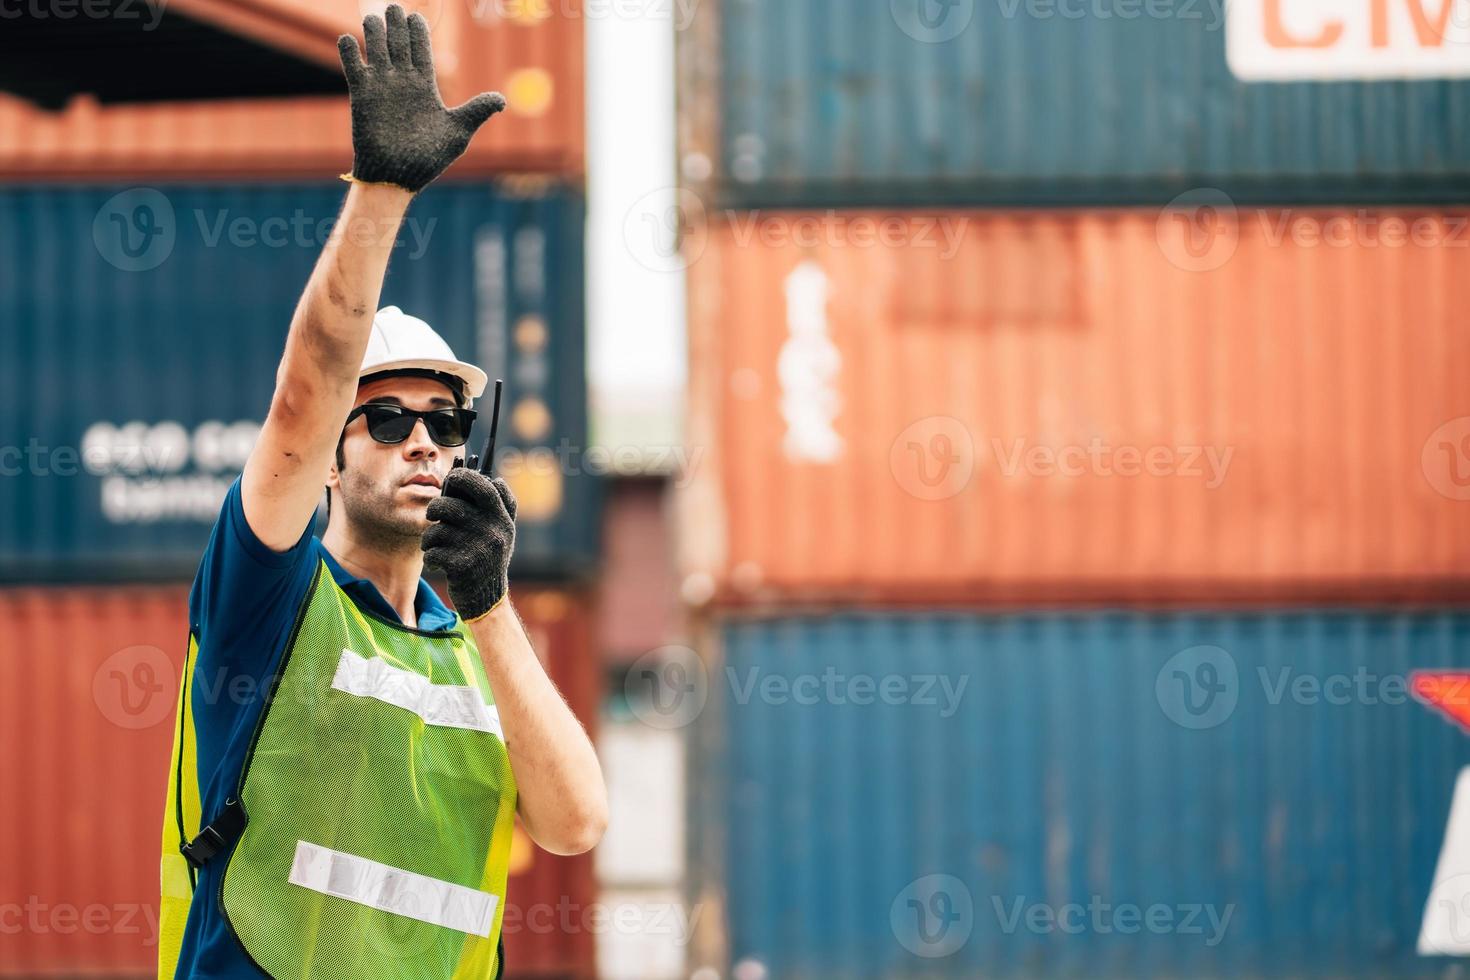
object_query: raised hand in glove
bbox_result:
[337,4,506,193]
[422,468,517,622]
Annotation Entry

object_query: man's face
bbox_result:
[328,376,465,543]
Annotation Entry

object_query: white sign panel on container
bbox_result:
[1228,0,1470,79]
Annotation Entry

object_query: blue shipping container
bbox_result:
[0,183,597,582]
[703,610,1470,978]
[709,2,1470,205]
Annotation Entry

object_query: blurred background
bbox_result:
[4,0,1470,977]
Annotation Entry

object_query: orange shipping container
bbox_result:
[0,583,600,978]
[0,0,583,179]
[682,209,1470,606]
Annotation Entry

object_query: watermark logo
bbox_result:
[992,895,1233,946]
[891,874,974,958]
[0,898,159,945]
[1156,645,1238,730]
[1421,872,1470,955]
[0,0,168,29]
[726,666,969,717]
[93,645,174,730]
[1156,188,1239,272]
[93,191,439,273]
[1423,417,1470,501]
[623,187,708,274]
[93,188,176,272]
[625,645,709,729]
[891,0,975,42]
[891,417,977,501]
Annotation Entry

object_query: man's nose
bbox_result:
[401,419,438,458]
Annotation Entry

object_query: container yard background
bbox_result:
[4,0,1470,978]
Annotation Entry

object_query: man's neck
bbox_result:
[321,521,425,629]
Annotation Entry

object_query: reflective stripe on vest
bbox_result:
[331,647,504,737]
[288,840,498,937]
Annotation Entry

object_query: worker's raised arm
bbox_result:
[241,4,505,552]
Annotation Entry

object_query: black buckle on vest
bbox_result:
[180,797,246,870]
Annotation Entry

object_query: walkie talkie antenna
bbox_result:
[453,379,504,473]
[478,379,503,475]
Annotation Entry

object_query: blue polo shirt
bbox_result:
[170,475,458,979]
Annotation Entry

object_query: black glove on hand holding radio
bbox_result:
[422,469,517,622]
[337,4,506,193]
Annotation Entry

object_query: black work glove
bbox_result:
[422,469,517,621]
[337,4,506,193]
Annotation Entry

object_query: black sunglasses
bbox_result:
[344,403,477,448]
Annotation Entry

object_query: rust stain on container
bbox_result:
[684,210,1470,605]
[1,583,600,978]
[0,0,584,178]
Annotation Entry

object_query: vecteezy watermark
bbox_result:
[990,437,1234,489]
[1156,646,1240,730]
[1420,873,1470,955]
[991,895,1234,946]
[1,420,256,480]
[994,0,1225,29]
[891,875,974,958]
[625,645,710,730]
[1157,645,1424,730]
[93,645,176,730]
[0,0,166,29]
[888,420,1235,502]
[1423,417,1470,502]
[622,187,971,272]
[727,666,969,717]
[488,441,706,488]
[890,0,976,43]
[1156,188,1240,272]
[502,896,704,942]
[369,894,705,962]
[0,898,160,945]
[890,417,978,502]
[93,189,440,272]
[93,188,177,272]
[1158,189,1470,272]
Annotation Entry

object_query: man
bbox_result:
[156,7,607,978]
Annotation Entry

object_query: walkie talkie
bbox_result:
[453,378,503,475]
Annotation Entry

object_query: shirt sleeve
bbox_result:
[187,476,317,669]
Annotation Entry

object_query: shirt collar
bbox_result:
[316,540,459,632]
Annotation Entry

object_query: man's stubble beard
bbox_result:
[338,473,429,554]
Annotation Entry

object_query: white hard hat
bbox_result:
[359,306,488,407]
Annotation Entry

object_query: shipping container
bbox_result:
[0,583,600,978]
[693,608,1470,979]
[681,209,1470,606]
[0,0,583,179]
[0,182,598,583]
[682,0,1470,206]
[493,587,602,980]
[600,478,681,664]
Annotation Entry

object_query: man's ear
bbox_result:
[325,464,341,494]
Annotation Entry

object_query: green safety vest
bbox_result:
[159,558,518,979]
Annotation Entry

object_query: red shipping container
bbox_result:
[682,209,1470,605]
[0,584,599,978]
[0,0,584,180]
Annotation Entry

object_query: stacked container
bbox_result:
[0,6,598,978]
[678,1,1470,977]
